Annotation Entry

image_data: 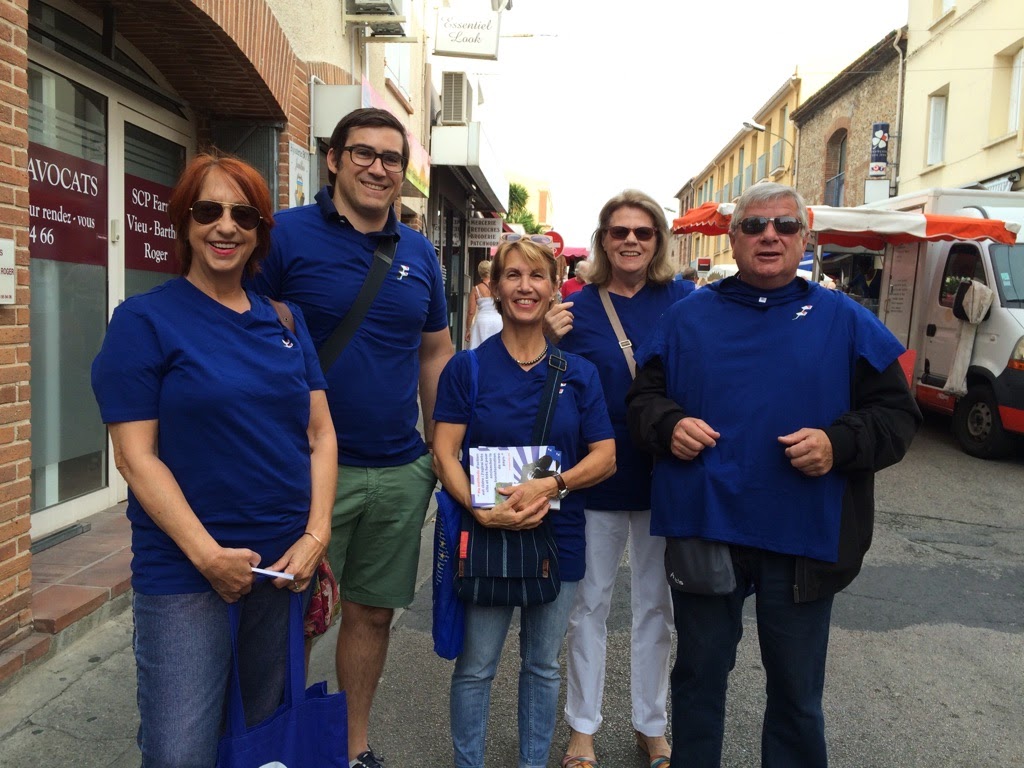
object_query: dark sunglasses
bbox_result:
[737,216,803,236]
[605,226,657,242]
[190,200,262,231]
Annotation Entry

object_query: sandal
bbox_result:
[561,757,599,768]
[635,729,671,768]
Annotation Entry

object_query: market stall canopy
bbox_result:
[674,202,1020,250]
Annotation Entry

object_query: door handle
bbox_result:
[926,324,937,337]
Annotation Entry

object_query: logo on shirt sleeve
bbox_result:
[397,264,411,280]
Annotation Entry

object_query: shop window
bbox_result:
[927,92,948,165]
[939,244,985,307]
[210,122,281,205]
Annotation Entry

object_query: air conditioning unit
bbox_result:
[346,0,401,14]
[441,72,473,126]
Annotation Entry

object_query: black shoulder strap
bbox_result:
[318,235,398,373]
[531,348,567,445]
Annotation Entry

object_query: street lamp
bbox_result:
[743,121,796,177]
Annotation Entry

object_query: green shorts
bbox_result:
[327,453,436,608]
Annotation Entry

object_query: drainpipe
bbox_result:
[891,28,905,198]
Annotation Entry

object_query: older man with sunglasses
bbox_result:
[627,182,922,767]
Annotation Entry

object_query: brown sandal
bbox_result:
[635,729,671,768]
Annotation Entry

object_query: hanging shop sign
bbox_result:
[124,173,177,274]
[434,10,501,60]
[869,122,889,178]
[28,143,107,266]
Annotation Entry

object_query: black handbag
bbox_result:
[455,348,567,607]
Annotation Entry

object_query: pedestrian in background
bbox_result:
[248,107,453,768]
[548,189,685,768]
[92,153,336,766]
[627,182,921,767]
[433,236,616,768]
[466,259,502,348]
[560,259,592,299]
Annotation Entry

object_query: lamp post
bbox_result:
[743,121,796,180]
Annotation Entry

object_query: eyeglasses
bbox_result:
[604,226,657,242]
[342,145,408,173]
[500,232,554,246]
[736,216,803,236]
[190,200,262,231]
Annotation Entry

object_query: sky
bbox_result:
[442,0,911,248]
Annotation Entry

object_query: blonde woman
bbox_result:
[466,259,503,348]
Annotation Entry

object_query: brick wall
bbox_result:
[0,0,32,655]
[796,55,901,206]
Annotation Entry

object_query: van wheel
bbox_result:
[952,385,1013,459]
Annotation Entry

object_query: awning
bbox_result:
[674,201,1020,249]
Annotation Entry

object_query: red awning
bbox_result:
[673,202,1020,249]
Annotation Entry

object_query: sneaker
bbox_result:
[351,749,385,768]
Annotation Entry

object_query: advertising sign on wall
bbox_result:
[289,142,311,208]
[869,122,890,178]
[28,143,108,266]
[467,217,503,248]
[124,173,177,274]
[0,238,14,304]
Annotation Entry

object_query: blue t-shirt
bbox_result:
[248,186,449,467]
[560,281,690,510]
[91,277,328,595]
[433,335,614,581]
[635,278,905,562]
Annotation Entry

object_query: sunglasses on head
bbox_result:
[736,216,803,236]
[604,226,657,242]
[190,200,262,231]
[500,232,554,246]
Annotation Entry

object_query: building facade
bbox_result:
[791,29,907,208]
[899,0,1023,192]
[0,0,510,678]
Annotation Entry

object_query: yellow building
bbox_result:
[898,0,1023,192]
[683,77,800,270]
[507,172,554,231]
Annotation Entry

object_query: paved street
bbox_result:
[1,412,1021,767]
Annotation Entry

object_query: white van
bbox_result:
[863,188,1024,458]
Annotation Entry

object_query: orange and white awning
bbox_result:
[674,202,1021,250]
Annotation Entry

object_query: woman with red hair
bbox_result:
[92,153,337,766]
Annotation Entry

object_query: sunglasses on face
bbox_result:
[604,226,657,242]
[190,200,262,231]
[736,216,803,236]
[343,145,408,173]
[500,232,554,246]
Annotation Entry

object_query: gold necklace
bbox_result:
[513,344,548,367]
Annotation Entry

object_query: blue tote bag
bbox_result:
[216,591,348,767]
[432,350,478,660]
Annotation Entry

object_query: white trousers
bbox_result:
[564,508,674,736]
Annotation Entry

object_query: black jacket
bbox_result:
[626,355,922,603]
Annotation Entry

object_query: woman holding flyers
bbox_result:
[547,190,687,768]
[432,232,616,768]
[91,153,336,767]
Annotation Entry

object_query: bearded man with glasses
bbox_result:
[249,108,453,768]
[626,182,922,767]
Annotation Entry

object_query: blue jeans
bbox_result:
[133,580,294,767]
[670,548,834,768]
[450,581,578,768]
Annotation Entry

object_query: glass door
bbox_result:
[28,49,191,538]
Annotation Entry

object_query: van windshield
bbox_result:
[991,244,1024,307]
